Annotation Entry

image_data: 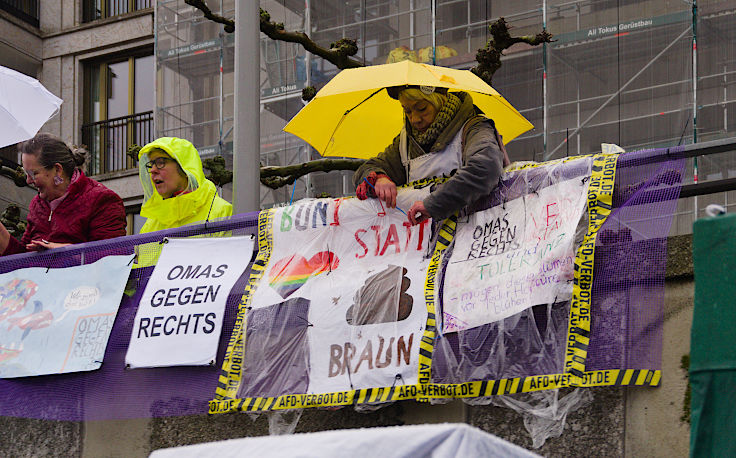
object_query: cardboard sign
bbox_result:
[126,236,253,368]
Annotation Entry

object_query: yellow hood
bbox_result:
[138,137,219,228]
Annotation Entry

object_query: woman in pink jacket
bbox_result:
[0,133,127,255]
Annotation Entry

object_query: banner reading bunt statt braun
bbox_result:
[215,184,436,410]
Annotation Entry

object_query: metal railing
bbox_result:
[0,0,39,27]
[81,111,153,175]
[82,0,152,23]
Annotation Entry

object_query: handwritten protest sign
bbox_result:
[0,255,132,378]
[208,155,663,416]
[125,236,253,368]
[231,187,432,400]
[442,176,590,333]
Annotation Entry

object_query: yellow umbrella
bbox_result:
[283,60,533,159]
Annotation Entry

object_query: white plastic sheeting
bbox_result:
[149,423,540,458]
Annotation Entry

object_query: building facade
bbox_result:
[0,0,153,231]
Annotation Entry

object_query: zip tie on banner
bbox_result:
[326,245,333,274]
[363,177,408,216]
[295,315,314,327]
[159,237,169,245]
[345,358,355,390]
[377,197,386,217]
[289,180,297,206]
[391,373,405,387]
[45,252,57,274]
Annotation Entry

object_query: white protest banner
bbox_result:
[0,255,132,378]
[125,236,254,368]
[239,187,432,398]
[442,176,590,333]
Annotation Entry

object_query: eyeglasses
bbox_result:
[145,157,175,170]
[23,168,41,180]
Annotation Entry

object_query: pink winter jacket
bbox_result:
[3,171,127,255]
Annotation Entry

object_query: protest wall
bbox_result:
[211,150,682,414]
[0,146,691,456]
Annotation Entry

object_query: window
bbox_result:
[0,0,39,27]
[82,0,152,23]
[82,51,154,175]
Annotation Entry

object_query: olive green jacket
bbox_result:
[353,92,504,220]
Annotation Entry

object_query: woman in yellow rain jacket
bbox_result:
[138,137,232,233]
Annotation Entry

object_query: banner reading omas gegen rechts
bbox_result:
[230,187,433,401]
[442,170,591,333]
[126,237,254,368]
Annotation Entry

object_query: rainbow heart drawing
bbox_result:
[269,251,340,299]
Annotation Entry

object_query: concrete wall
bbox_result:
[0,235,694,457]
[0,10,42,76]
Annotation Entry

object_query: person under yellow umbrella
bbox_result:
[354,85,510,225]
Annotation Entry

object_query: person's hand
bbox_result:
[408,201,430,226]
[26,239,71,251]
[375,176,397,208]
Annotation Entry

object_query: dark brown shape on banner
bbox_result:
[346,265,413,325]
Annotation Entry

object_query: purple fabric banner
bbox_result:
[0,147,685,420]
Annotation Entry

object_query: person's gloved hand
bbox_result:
[356,171,386,200]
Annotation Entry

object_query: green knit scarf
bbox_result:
[410,92,462,151]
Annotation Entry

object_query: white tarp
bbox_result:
[442,177,589,333]
[126,236,253,368]
[0,254,131,378]
[149,423,540,458]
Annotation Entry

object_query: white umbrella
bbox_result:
[0,65,63,149]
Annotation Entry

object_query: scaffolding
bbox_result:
[155,0,736,227]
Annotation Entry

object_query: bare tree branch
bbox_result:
[186,1,363,70]
[202,156,233,188]
[260,159,365,189]
[1,166,27,187]
[471,17,554,85]
[173,7,555,190]
[260,10,363,70]
[184,0,235,33]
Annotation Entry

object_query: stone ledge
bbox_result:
[42,9,153,39]
[667,234,693,279]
